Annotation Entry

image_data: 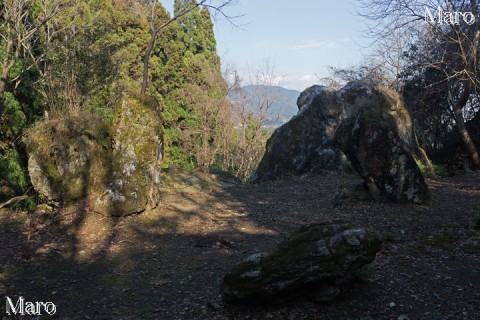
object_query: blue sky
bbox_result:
[161,0,371,91]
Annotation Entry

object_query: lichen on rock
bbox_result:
[250,80,431,204]
[26,113,111,203]
[94,93,164,216]
[26,92,164,217]
[221,221,382,304]
[249,85,349,183]
[334,83,430,203]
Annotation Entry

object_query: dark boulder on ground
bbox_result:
[249,85,348,183]
[221,222,382,304]
[334,84,430,203]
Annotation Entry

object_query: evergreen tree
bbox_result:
[0,0,48,201]
[155,0,230,169]
[0,0,236,201]
[199,8,219,63]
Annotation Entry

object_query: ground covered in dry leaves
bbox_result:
[1,172,480,319]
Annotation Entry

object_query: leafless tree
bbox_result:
[224,59,284,180]
[357,0,480,168]
[0,0,71,117]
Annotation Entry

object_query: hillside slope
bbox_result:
[228,85,301,127]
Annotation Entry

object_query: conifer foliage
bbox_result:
[0,0,237,201]
[156,0,230,169]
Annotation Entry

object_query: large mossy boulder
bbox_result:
[27,113,111,203]
[221,222,382,304]
[249,85,348,183]
[93,93,163,216]
[334,83,430,203]
[27,93,164,216]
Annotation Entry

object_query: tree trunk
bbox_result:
[0,76,6,117]
[141,31,157,95]
[140,1,205,95]
[0,53,11,118]
[453,82,480,170]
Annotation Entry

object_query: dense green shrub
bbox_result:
[0,147,29,201]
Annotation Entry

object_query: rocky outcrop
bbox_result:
[334,84,430,203]
[27,93,164,216]
[249,85,349,183]
[93,94,163,216]
[221,222,382,304]
[250,81,430,203]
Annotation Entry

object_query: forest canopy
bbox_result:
[0,0,271,203]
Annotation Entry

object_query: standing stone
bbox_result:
[27,113,111,203]
[335,84,430,203]
[93,93,163,216]
[27,92,164,216]
[250,80,430,204]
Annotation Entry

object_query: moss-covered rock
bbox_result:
[93,93,163,216]
[249,85,349,183]
[335,83,430,203]
[250,81,434,193]
[221,222,382,304]
[26,93,164,216]
[26,113,111,203]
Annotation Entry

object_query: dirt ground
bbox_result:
[1,172,480,319]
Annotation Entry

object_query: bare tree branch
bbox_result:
[0,0,72,117]
[356,0,480,168]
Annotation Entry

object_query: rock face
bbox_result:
[249,85,348,183]
[27,113,111,203]
[221,222,382,304]
[250,81,430,203]
[27,93,163,216]
[334,83,430,203]
[93,94,163,216]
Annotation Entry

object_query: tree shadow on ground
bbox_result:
[1,172,281,319]
[1,172,480,319]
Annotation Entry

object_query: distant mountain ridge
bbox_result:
[228,85,301,127]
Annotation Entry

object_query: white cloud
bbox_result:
[292,38,352,50]
[292,40,323,50]
[300,74,317,81]
[283,74,321,91]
